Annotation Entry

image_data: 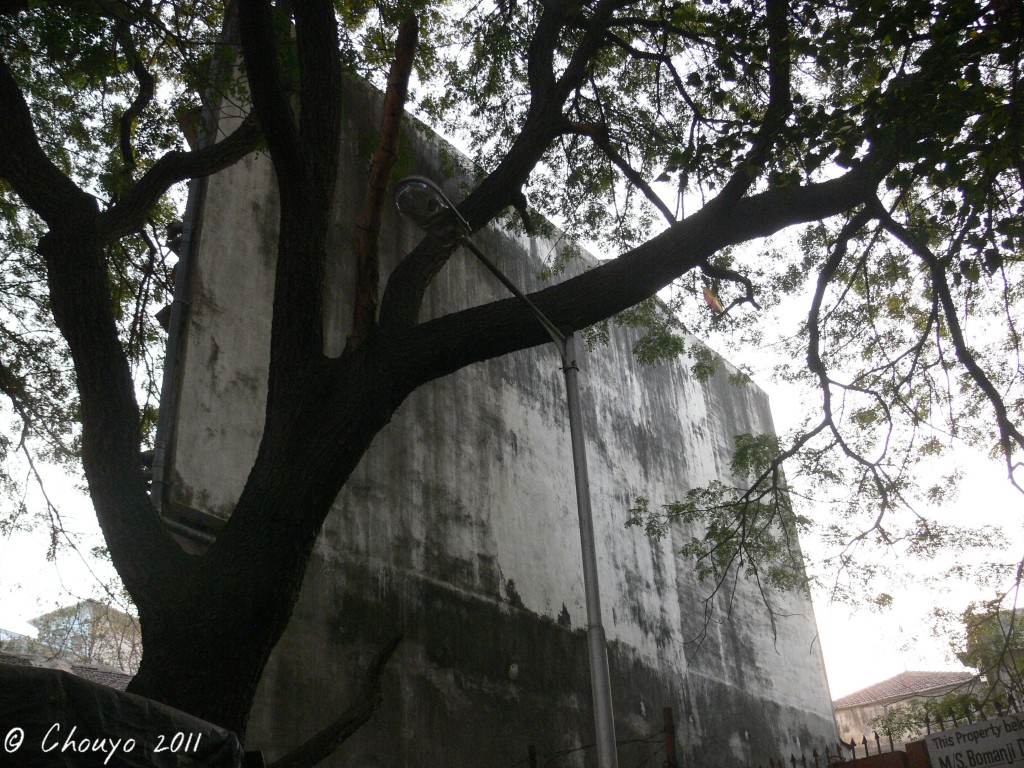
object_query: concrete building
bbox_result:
[157,80,839,767]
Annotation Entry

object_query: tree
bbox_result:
[28,598,142,674]
[958,604,1024,701]
[0,0,1021,759]
[868,605,1024,743]
[869,691,986,743]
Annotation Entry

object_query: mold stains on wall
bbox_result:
[171,77,839,768]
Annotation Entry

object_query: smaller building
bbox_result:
[0,627,33,653]
[833,670,976,743]
[1,599,141,674]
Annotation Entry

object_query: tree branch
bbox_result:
[386,164,882,393]
[567,120,676,225]
[698,261,761,312]
[377,0,630,335]
[714,0,792,207]
[294,0,344,197]
[804,209,901,511]
[601,30,707,124]
[115,21,156,181]
[873,201,1024,492]
[348,15,418,349]
[0,52,91,225]
[238,0,302,196]
[267,636,402,768]
[99,118,260,240]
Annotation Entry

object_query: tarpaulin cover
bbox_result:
[0,664,244,767]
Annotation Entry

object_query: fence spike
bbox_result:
[874,731,882,754]
[801,752,808,768]
[964,702,974,724]
[791,753,798,768]
[812,747,820,768]
[1010,693,1019,713]
[925,713,931,735]
[950,708,959,728]
[887,731,894,752]
[824,744,832,763]
[861,735,869,756]
[663,706,679,768]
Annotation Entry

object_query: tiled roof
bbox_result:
[834,671,976,708]
[0,650,132,691]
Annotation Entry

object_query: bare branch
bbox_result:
[268,636,402,768]
[698,261,762,312]
[872,200,1024,492]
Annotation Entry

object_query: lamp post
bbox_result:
[395,176,619,768]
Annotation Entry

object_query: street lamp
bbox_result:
[395,176,620,768]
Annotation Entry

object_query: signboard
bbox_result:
[926,713,1024,768]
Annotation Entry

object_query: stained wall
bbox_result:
[165,79,838,768]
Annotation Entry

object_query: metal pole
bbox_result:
[463,244,619,768]
[562,333,619,768]
[459,237,566,347]
[392,178,620,767]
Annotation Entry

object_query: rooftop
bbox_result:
[834,671,976,708]
[0,649,132,691]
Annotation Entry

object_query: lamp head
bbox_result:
[394,176,471,246]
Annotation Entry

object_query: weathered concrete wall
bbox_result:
[166,79,838,767]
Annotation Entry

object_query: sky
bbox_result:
[0,470,121,637]
[759,373,1024,699]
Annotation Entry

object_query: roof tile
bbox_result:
[833,671,975,708]
[0,650,132,691]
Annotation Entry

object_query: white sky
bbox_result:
[757,373,1024,699]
